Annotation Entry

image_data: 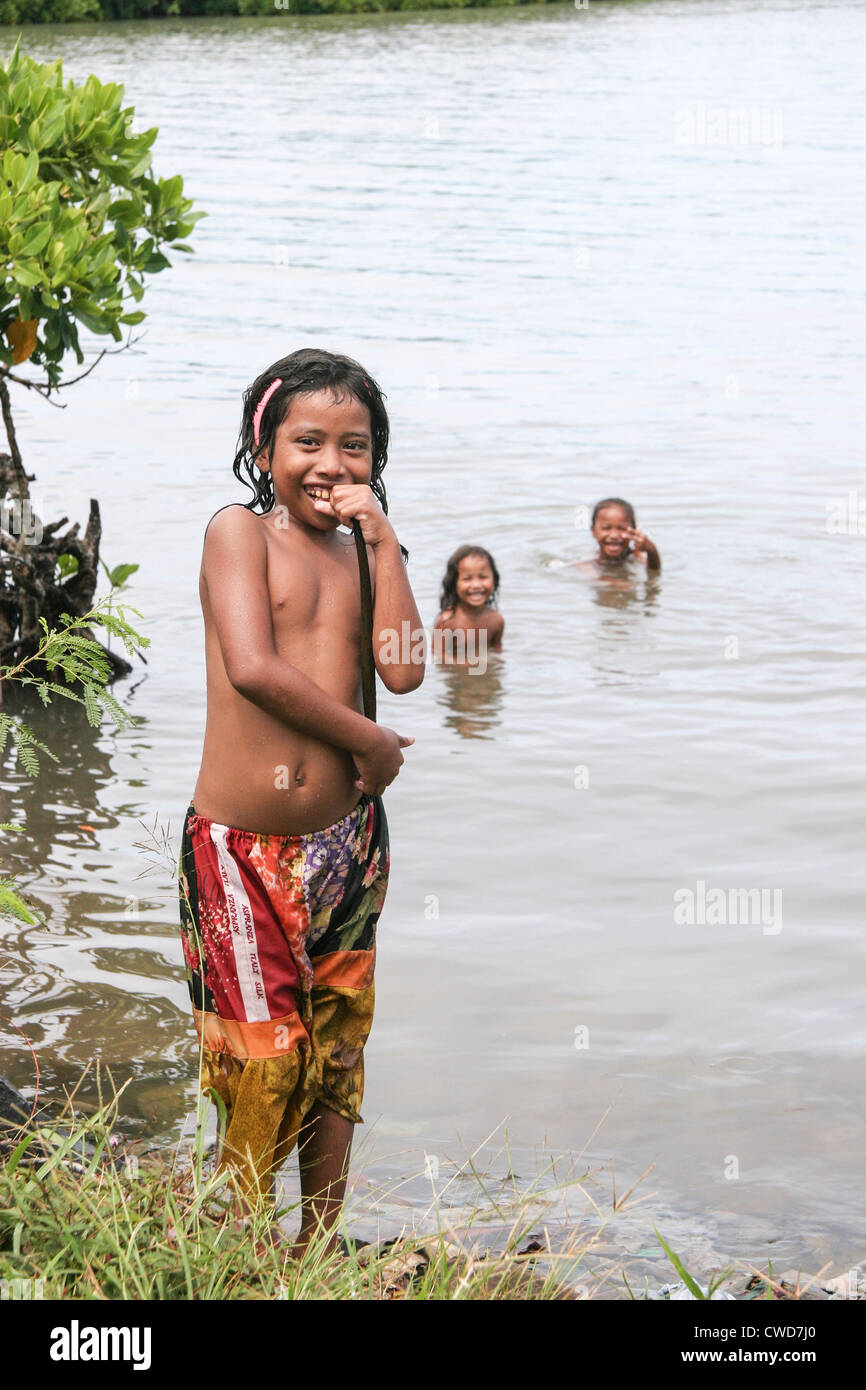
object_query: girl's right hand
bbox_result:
[353,726,414,795]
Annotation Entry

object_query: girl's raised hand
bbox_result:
[626,526,651,555]
[625,525,661,572]
[312,484,393,547]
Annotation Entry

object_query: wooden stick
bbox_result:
[352,519,376,722]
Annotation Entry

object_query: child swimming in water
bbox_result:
[433,544,504,660]
[177,348,424,1254]
[584,498,661,573]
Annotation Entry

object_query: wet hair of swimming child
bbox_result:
[439,545,501,612]
[591,497,636,528]
[233,346,395,522]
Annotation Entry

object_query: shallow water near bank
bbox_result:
[2,0,865,1281]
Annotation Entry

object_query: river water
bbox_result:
[2,0,865,1283]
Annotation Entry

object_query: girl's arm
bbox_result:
[325,485,425,695]
[629,527,661,573]
[368,533,426,693]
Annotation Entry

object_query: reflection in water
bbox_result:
[0,694,195,1131]
[587,564,661,613]
[582,566,662,685]
[433,655,505,740]
[0,697,126,889]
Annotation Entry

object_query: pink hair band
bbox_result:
[252,377,283,448]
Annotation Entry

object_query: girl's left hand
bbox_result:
[313,484,394,547]
[626,526,655,556]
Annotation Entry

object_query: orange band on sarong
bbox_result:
[312,947,376,991]
[193,1008,308,1061]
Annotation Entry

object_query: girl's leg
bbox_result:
[292,1101,354,1257]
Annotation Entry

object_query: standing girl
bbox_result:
[178,348,423,1253]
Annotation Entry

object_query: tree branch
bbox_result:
[0,333,144,402]
[0,365,65,404]
[0,376,30,498]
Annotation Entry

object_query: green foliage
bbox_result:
[0,0,100,23]
[99,556,138,589]
[55,551,78,579]
[0,875,36,922]
[0,594,150,777]
[236,0,535,11]
[655,1228,735,1301]
[0,44,202,387]
[0,0,556,21]
[0,713,54,774]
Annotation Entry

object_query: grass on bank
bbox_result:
[0,1073,622,1300]
[1,1073,824,1300]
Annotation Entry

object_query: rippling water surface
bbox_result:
[2,0,865,1275]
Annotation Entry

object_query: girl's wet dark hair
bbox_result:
[439,545,501,613]
[233,346,394,521]
[591,497,636,527]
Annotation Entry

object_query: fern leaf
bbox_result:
[82,684,101,726]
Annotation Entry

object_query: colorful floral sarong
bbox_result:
[177,793,389,1196]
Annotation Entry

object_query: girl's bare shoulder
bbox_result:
[434,608,457,629]
[204,502,261,540]
[202,505,266,573]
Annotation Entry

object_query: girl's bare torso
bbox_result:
[435,607,504,646]
[192,512,366,835]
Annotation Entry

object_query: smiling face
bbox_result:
[592,504,633,561]
[260,388,373,530]
[455,553,495,609]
